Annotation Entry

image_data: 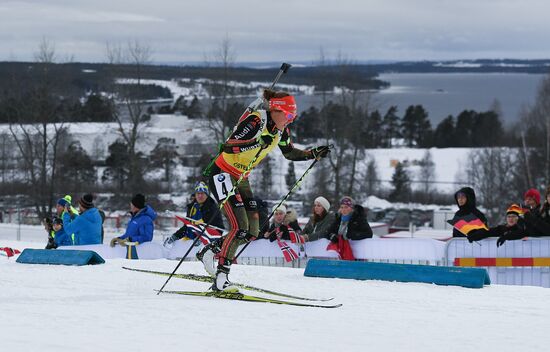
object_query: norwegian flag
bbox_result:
[276,240,299,262]
[288,230,305,244]
[176,216,223,245]
[0,247,21,258]
[326,235,355,261]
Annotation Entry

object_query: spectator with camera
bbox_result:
[44,217,74,249]
[62,194,103,245]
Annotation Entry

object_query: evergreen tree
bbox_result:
[433,115,456,147]
[473,110,504,146]
[184,96,202,119]
[364,158,379,195]
[79,94,113,122]
[401,105,432,147]
[381,106,400,148]
[389,162,411,202]
[365,110,383,147]
[455,110,476,147]
[149,137,179,184]
[58,141,96,192]
[294,106,322,141]
[173,96,188,113]
[102,140,130,190]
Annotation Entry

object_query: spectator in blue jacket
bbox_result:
[110,194,157,247]
[51,217,73,247]
[62,194,103,245]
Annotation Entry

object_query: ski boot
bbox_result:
[211,264,238,293]
[196,238,222,277]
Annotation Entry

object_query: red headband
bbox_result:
[269,96,297,121]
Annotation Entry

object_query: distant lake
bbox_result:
[295,73,546,125]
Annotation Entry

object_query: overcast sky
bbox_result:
[1,0,550,64]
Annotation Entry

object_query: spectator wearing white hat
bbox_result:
[302,196,336,242]
[263,204,302,242]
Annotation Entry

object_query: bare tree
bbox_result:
[321,56,373,201]
[466,148,517,224]
[105,40,153,191]
[522,74,550,185]
[149,137,179,191]
[5,38,70,217]
[205,35,238,145]
[418,150,436,195]
[362,155,380,196]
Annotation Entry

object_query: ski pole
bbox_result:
[157,147,265,294]
[234,145,333,261]
[203,63,292,177]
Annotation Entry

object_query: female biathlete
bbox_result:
[197,89,330,291]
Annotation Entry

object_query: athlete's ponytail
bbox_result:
[263,89,290,101]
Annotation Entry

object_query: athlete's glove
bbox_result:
[257,134,274,149]
[311,145,331,160]
[236,229,257,242]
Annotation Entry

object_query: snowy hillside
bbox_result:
[1,238,548,352]
[63,114,475,200]
[2,113,475,205]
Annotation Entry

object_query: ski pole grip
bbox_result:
[281,63,292,73]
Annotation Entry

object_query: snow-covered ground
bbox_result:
[1,237,549,352]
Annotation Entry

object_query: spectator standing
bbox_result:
[522,188,550,236]
[452,187,488,238]
[62,194,102,245]
[56,195,78,218]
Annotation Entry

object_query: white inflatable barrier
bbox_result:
[62,242,167,260]
[61,237,447,264]
[446,238,550,288]
[349,238,446,263]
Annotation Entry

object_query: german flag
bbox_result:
[447,213,488,236]
[506,204,525,216]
